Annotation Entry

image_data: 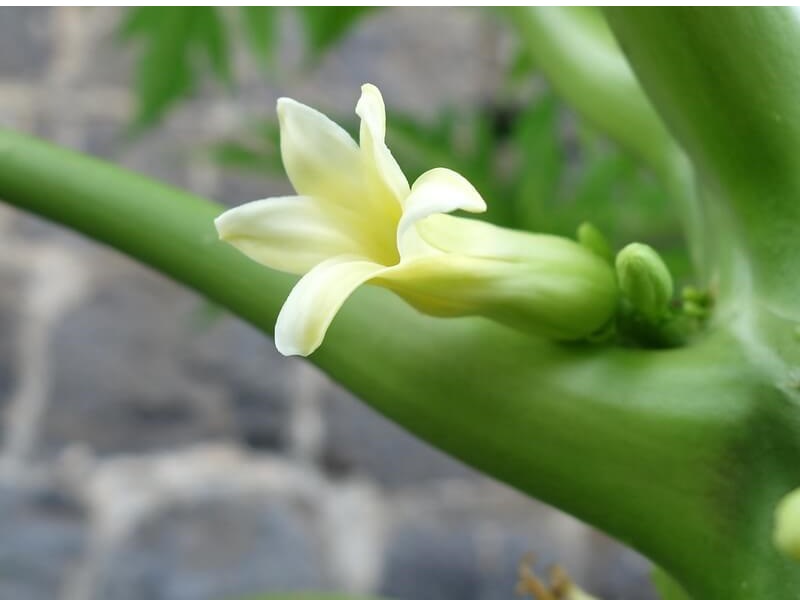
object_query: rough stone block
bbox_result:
[0,268,23,407]
[42,255,290,457]
[0,8,52,79]
[98,497,328,600]
[0,483,87,600]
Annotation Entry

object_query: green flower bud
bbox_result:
[577,222,613,262]
[774,488,800,561]
[615,242,674,321]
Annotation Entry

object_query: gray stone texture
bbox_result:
[0,8,52,78]
[0,6,658,600]
[0,483,87,600]
[0,268,23,405]
[99,498,328,600]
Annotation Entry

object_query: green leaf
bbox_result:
[211,142,278,173]
[209,121,282,173]
[119,7,232,130]
[119,6,376,129]
[118,6,162,39]
[298,7,374,60]
[125,8,193,130]
[512,92,562,231]
[240,6,278,70]
[193,7,231,84]
[569,153,632,226]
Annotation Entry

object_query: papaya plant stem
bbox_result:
[606,7,800,316]
[0,130,294,333]
[504,7,672,173]
[504,7,709,282]
[1,126,799,599]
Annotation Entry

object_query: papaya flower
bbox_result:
[215,84,617,356]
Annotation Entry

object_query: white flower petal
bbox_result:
[277,98,363,209]
[215,196,368,274]
[396,168,487,258]
[356,83,410,204]
[275,256,388,356]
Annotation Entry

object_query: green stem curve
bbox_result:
[504,7,709,282]
[606,7,800,317]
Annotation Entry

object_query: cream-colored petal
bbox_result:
[215,196,369,274]
[277,98,363,209]
[275,256,388,356]
[356,83,410,204]
[396,168,486,258]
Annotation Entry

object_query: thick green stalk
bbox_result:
[604,8,800,598]
[1,128,799,598]
[606,8,800,317]
[505,7,671,171]
[505,7,709,281]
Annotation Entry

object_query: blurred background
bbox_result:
[0,7,683,600]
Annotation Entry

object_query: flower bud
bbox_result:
[615,242,674,321]
[774,488,800,561]
[577,222,612,262]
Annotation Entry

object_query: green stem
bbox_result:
[0,130,294,333]
[504,7,708,281]
[1,128,799,598]
[505,7,671,170]
[606,7,800,316]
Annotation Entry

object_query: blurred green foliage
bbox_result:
[120,7,231,130]
[119,7,372,128]
[117,7,688,282]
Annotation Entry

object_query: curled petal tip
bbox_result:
[425,168,486,213]
[355,83,387,127]
[360,82,381,96]
[275,97,295,119]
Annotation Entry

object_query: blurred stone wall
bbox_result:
[0,7,657,600]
